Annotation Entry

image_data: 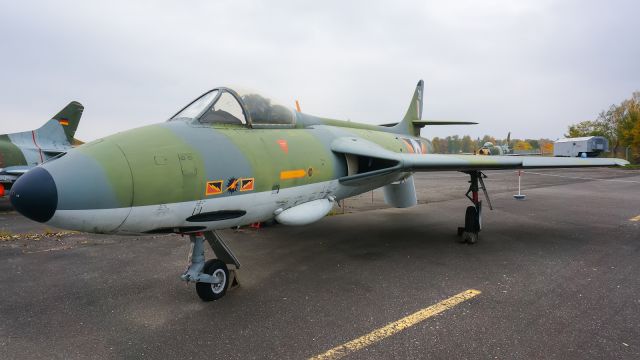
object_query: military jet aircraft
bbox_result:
[9,82,628,301]
[476,132,512,155]
[0,102,83,197]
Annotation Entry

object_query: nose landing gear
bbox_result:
[181,231,240,301]
[457,171,492,244]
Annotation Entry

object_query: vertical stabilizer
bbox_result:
[50,101,84,143]
[390,80,424,137]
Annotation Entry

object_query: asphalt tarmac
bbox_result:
[1,168,639,359]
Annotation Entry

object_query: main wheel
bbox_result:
[463,206,480,244]
[196,259,229,301]
[464,206,480,232]
[463,231,478,244]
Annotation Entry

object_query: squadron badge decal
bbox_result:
[205,180,223,196]
[240,178,255,192]
[226,178,239,193]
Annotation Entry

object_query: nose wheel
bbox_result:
[457,171,492,244]
[181,231,240,301]
[195,259,230,301]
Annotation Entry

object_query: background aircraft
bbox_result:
[0,102,83,197]
[9,82,627,301]
[475,132,542,156]
[476,132,512,155]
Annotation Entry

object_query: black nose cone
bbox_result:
[9,167,57,223]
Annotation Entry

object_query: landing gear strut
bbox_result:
[457,171,492,244]
[181,231,240,301]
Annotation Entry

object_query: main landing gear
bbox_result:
[457,171,493,244]
[181,231,240,301]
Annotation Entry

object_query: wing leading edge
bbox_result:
[331,137,629,185]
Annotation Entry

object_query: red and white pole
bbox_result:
[514,170,526,200]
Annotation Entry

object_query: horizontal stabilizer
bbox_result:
[380,120,478,127]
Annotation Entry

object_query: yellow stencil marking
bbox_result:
[309,289,481,360]
[630,215,640,222]
[280,169,306,180]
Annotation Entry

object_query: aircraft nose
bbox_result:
[9,167,58,223]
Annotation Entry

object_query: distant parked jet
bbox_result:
[477,132,512,155]
[0,102,83,196]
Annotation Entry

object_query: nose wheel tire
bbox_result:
[196,259,229,301]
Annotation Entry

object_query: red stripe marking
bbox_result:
[31,131,44,163]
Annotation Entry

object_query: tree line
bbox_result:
[429,91,639,163]
[566,91,640,162]
[429,135,554,155]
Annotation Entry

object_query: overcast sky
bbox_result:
[1,0,638,141]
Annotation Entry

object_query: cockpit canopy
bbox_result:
[170,87,296,128]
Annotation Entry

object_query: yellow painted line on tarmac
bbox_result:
[630,215,640,222]
[309,289,481,360]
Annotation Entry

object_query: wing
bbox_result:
[0,166,32,185]
[1,166,32,176]
[331,137,629,185]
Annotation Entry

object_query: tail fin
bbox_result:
[51,101,84,143]
[386,81,477,136]
[391,80,424,137]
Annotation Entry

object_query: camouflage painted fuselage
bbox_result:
[36,114,430,234]
[0,135,28,169]
[13,84,625,234]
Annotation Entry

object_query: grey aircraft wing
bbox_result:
[330,137,629,185]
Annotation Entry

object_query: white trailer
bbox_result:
[553,136,608,157]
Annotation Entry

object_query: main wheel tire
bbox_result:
[196,259,229,302]
[463,206,480,244]
[463,231,478,244]
[464,206,479,232]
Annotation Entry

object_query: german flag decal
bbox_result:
[58,119,69,126]
[240,178,255,192]
[205,180,223,196]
